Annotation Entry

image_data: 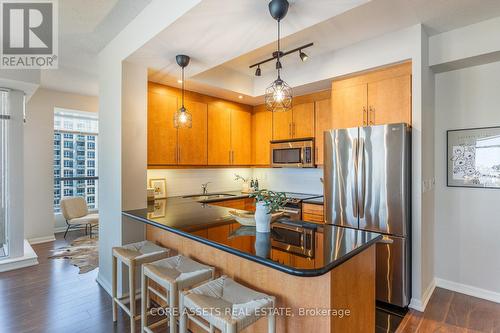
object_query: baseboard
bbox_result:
[28,235,56,245]
[0,240,39,272]
[436,278,500,304]
[409,278,436,312]
[96,272,112,296]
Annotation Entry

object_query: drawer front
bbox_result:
[302,203,324,215]
[302,213,324,224]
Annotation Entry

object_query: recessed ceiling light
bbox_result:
[238,95,243,99]
[177,80,183,83]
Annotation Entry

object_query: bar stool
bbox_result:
[179,276,276,333]
[112,240,170,332]
[141,255,215,333]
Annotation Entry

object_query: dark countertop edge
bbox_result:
[122,211,382,278]
[302,199,324,205]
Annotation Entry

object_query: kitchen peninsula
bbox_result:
[123,193,381,332]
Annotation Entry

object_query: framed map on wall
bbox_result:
[447,126,500,189]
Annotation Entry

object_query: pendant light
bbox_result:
[265,0,292,113]
[174,54,192,128]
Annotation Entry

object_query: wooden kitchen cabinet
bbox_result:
[272,109,293,140]
[314,98,332,165]
[208,105,231,165]
[331,62,412,129]
[292,102,315,138]
[178,100,208,165]
[302,203,324,224]
[230,108,252,165]
[147,92,178,165]
[331,84,367,129]
[208,105,251,166]
[367,74,411,125]
[251,105,273,166]
[272,102,315,140]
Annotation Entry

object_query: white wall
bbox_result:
[147,168,253,197]
[25,88,98,243]
[434,61,500,299]
[252,168,323,195]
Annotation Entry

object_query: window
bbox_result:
[53,109,98,213]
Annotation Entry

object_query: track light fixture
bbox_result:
[255,65,261,77]
[299,49,308,62]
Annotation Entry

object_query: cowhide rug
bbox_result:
[49,236,98,274]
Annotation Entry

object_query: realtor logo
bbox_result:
[0,0,58,69]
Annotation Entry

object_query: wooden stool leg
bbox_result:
[179,293,187,333]
[141,268,148,333]
[169,284,178,333]
[112,255,117,322]
[268,313,276,333]
[226,323,236,333]
[129,262,136,333]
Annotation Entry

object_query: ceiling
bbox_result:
[42,0,500,99]
[129,0,500,105]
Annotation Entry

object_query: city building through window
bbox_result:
[53,109,98,213]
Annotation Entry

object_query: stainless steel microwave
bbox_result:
[270,138,315,168]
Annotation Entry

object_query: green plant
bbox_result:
[249,190,288,214]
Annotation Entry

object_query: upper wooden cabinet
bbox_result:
[331,84,367,129]
[272,102,315,140]
[230,108,252,165]
[208,105,231,165]
[251,106,273,166]
[367,75,411,125]
[208,105,251,166]
[331,62,412,129]
[147,92,178,166]
[178,100,207,165]
[314,99,332,165]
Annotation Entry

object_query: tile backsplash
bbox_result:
[147,167,324,197]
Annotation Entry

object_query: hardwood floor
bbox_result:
[0,231,155,333]
[1,233,499,333]
[397,288,500,333]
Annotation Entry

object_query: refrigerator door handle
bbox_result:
[352,138,358,218]
[358,138,366,218]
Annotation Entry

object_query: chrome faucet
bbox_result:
[201,182,211,195]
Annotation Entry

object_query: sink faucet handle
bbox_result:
[201,182,211,194]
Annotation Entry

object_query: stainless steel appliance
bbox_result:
[278,192,323,220]
[270,138,315,168]
[324,123,411,308]
[271,220,316,258]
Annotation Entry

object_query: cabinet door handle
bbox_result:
[289,123,292,137]
[178,146,181,163]
[369,106,375,125]
[232,151,235,165]
[363,107,367,126]
[229,150,232,164]
[292,123,295,137]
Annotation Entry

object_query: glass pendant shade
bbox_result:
[174,106,192,128]
[265,77,292,112]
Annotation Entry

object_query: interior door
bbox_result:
[230,108,251,165]
[292,102,314,138]
[331,84,367,129]
[272,110,292,140]
[367,75,411,125]
[358,124,410,237]
[323,127,359,229]
[147,92,178,165]
[178,100,207,165]
[208,105,231,165]
[314,99,332,165]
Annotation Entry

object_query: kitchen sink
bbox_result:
[182,193,237,201]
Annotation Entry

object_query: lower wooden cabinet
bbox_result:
[208,197,255,211]
[302,203,324,224]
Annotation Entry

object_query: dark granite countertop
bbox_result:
[303,196,324,205]
[123,193,381,277]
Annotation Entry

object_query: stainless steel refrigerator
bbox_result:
[324,123,411,308]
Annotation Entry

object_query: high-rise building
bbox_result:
[53,110,98,213]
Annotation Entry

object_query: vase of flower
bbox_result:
[250,190,287,233]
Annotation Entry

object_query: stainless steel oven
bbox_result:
[271,220,316,257]
[270,138,315,168]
